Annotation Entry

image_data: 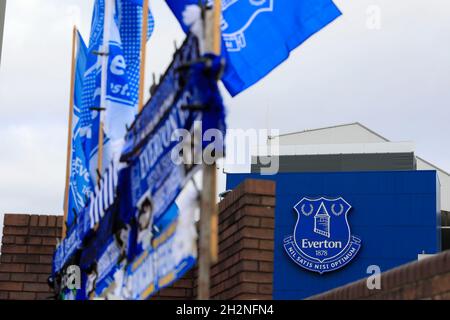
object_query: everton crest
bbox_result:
[284,197,361,274]
[222,0,274,52]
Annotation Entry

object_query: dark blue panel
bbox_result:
[226,170,440,299]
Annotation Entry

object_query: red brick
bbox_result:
[29,227,55,237]
[39,255,53,264]
[260,196,276,207]
[23,282,51,293]
[37,274,50,283]
[172,278,193,289]
[243,206,274,218]
[237,216,260,229]
[42,237,57,246]
[47,216,57,227]
[430,274,450,295]
[228,261,259,278]
[259,240,274,250]
[221,224,238,241]
[432,291,450,300]
[25,264,52,274]
[242,179,275,196]
[241,238,259,250]
[241,227,273,240]
[56,218,63,228]
[239,249,272,262]
[259,261,273,273]
[30,215,39,226]
[0,263,25,273]
[218,236,235,252]
[0,273,10,281]
[233,293,271,300]
[8,291,36,300]
[0,253,13,263]
[239,195,264,207]
[1,235,15,244]
[36,292,54,300]
[4,214,30,227]
[3,226,28,236]
[212,270,230,286]
[260,218,274,228]
[27,245,55,255]
[38,216,48,227]
[0,281,23,291]
[13,236,27,245]
[1,244,27,254]
[15,236,41,245]
[0,292,8,300]
[258,283,272,295]
[10,273,38,283]
[12,254,41,264]
[310,251,450,300]
[239,271,272,283]
[228,282,258,299]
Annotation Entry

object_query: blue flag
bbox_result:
[67,32,94,228]
[81,0,155,179]
[166,0,341,96]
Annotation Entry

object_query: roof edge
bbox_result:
[269,122,390,142]
[416,156,450,176]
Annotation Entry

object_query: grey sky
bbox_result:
[0,0,449,221]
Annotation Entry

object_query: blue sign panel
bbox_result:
[52,33,226,300]
[284,197,361,274]
[227,170,441,299]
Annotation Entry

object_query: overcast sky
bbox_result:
[0,0,449,226]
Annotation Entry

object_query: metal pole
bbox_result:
[198,0,221,300]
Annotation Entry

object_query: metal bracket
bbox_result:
[92,50,109,57]
[89,107,106,112]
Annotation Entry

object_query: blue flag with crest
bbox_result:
[67,32,94,228]
[166,0,341,96]
[81,0,154,180]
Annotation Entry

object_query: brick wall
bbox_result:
[153,178,276,300]
[309,250,450,300]
[0,214,62,300]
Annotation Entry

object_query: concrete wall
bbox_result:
[417,158,450,212]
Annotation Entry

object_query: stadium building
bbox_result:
[251,122,449,251]
[227,122,449,298]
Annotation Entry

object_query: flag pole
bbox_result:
[62,25,78,239]
[137,0,149,113]
[98,0,113,180]
[198,0,221,300]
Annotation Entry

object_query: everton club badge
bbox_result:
[284,197,362,274]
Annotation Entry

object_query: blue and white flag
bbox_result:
[67,32,94,228]
[166,0,342,96]
[81,0,155,179]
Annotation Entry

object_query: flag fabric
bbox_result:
[66,31,94,228]
[88,161,119,229]
[165,0,342,96]
[81,0,155,180]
